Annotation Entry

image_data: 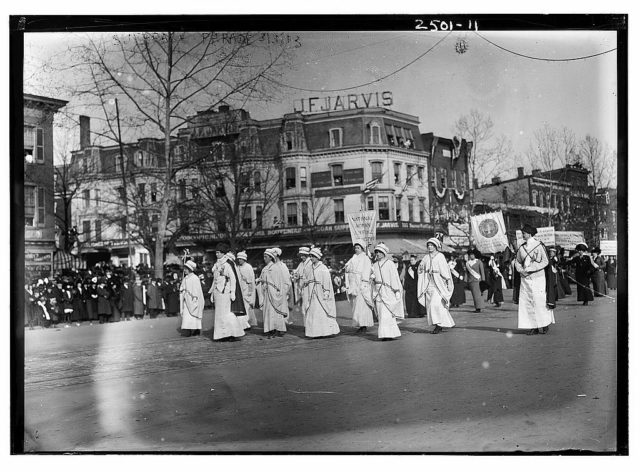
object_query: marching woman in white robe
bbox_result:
[370,243,404,340]
[272,247,292,325]
[418,236,455,334]
[209,245,246,342]
[180,260,205,337]
[236,251,258,327]
[304,247,341,338]
[258,249,288,338]
[293,247,311,324]
[514,224,555,335]
[344,239,374,333]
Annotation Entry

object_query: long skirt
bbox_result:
[180,309,202,330]
[559,273,572,295]
[451,280,466,306]
[425,284,455,328]
[592,270,607,297]
[606,272,617,290]
[86,299,98,320]
[243,298,258,326]
[305,299,340,338]
[110,300,121,322]
[469,280,484,310]
[576,276,594,302]
[213,292,246,340]
[351,292,374,328]
[263,296,287,333]
[517,272,555,329]
[376,301,401,339]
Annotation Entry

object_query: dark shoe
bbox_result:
[583,301,588,305]
[526,329,538,336]
[276,331,285,337]
[541,326,549,334]
[431,325,442,334]
[494,303,501,307]
[193,329,200,336]
[180,330,192,337]
[475,308,481,313]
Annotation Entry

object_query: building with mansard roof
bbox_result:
[68,101,472,269]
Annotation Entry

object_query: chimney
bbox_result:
[473,178,479,189]
[79,115,91,150]
[218,104,230,113]
[532,168,541,177]
[517,167,524,178]
[491,176,502,185]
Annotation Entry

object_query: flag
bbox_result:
[362,178,378,194]
[470,212,509,254]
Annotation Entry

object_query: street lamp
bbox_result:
[25,152,34,164]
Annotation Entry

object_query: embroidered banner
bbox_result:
[347,211,377,250]
[470,212,508,254]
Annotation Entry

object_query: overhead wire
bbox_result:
[266,32,453,93]
[473,32,617,62]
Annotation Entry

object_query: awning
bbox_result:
[53,250,85,270]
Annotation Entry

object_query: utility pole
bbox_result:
[115,98,133,268]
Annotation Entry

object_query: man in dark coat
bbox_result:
[163,274,180,317]
[97,279,112,324]
[147,278,164,318]
[120,280,134,321]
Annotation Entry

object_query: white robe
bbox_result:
[276,260,292,324]
[418,251,455,328]
[304,262,340,338]
[515,237,555,329]
[344,252,374,327]
[180,272,204,330]
[209,258,246,340]
[259,261,288,333]
[237,262,257,326]
[371,257,404,339]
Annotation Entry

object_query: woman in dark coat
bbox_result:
[97,280,112,323]
[132,278,146,320]
[570,243,595,305]
[590,247,607,297]
[163,275,180,317]
[72,281,86,322]
[61,283,74,324]
[109,277,122,322]
[486,255,504,307]
[403,255,424,317]
[605,256,617,290]
[120,280,134,321]
[449,255,466,308]
[86,279,99,321]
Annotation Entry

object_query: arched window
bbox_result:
[370,123,381,145]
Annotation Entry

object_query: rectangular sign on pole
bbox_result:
[599,240,617,256]
[470,212,509,254]
[347,211,377,250]
[516,226,556,249]
[555,231,586,251]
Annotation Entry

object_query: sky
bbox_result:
[23,27,618,182]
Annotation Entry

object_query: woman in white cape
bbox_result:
[370,242,404,340]
[418,236,455,334]
[180,260,204,337]
[304,247,340,338]
[258,249,288,338]
[344,239,374,333]
[209,246,245,342]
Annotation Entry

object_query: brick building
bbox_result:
[68,103,471,268]
[24,94,68,281]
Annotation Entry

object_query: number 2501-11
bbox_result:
[415,19,478,31]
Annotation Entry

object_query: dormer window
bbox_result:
[329,128,343,148]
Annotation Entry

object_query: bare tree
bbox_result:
[453,109,513,203]
[42,32,292,277]
[579,134,616,244]
[525,124,578,226]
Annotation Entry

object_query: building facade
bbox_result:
[69,103,471,268]
[474,163,596,244]
[24,94,68,281]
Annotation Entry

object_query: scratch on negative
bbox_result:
[287,390,337,394]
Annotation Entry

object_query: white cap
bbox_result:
[374,242,389,256]
[299,247,310,255]
[184,260,197,272]
[309,247,323,259]
[237,251,248,260]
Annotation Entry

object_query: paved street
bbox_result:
[23,290,618,452]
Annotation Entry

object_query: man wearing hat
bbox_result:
[304,247,340,338]
[258,249,288,338]
[209,245,245,341]
[371,242,404,340]
[514,224,555,335]
[236,251,258,327]
[569,243,595,305]
[293,247,311,322]
[180,259,205,337]
[132,275,146,320]
[418,235,455,333]
[344,239,374,332]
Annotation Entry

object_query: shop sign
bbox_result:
[314,186,362,197]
